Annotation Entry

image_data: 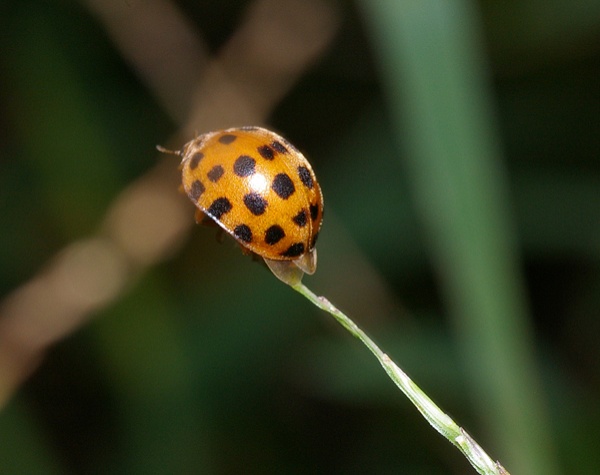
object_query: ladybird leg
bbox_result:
[240,244,254,256]
[193,209,225,242]
[195,209,217,226]
[194,208,205,224]
[264,258,304,286]
[293,248,317,275]
[214,227,226,243]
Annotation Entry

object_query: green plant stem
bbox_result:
[292,281,509,475]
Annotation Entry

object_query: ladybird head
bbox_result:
[174,127,323,286]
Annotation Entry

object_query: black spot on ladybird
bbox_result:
[298,166,313,189]
[257,145,275,160]
[310,204,319,221]
[272,173,295,199]
[207,165,224,182]
[292,210,307,227]
[271,141,288,154]
[208,197,232,219]
[219,134,237,144]
[281,243,305,257]
[265,225,285,245]
[190,180,205,201]
[243,193,267,215]
[189,152,204,170]
[234,224,253,243]
[234,155,256,177]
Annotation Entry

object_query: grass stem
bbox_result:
[292,281,509,475]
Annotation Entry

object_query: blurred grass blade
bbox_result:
[360,1,558,474]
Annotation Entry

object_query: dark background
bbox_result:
[1,0,599,473]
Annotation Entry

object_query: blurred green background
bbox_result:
[1,0,600,473]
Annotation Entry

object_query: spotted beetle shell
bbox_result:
[179,126,323,285]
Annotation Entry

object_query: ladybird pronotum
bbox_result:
[174,126,323,285]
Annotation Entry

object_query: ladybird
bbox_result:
[174,126,323,285]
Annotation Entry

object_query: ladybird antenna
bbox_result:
[156,144,182,156]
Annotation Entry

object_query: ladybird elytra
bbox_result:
[177,126,323,285]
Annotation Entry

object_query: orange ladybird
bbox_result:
[175,126,323,285]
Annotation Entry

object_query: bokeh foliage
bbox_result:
[1,0,600,473]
